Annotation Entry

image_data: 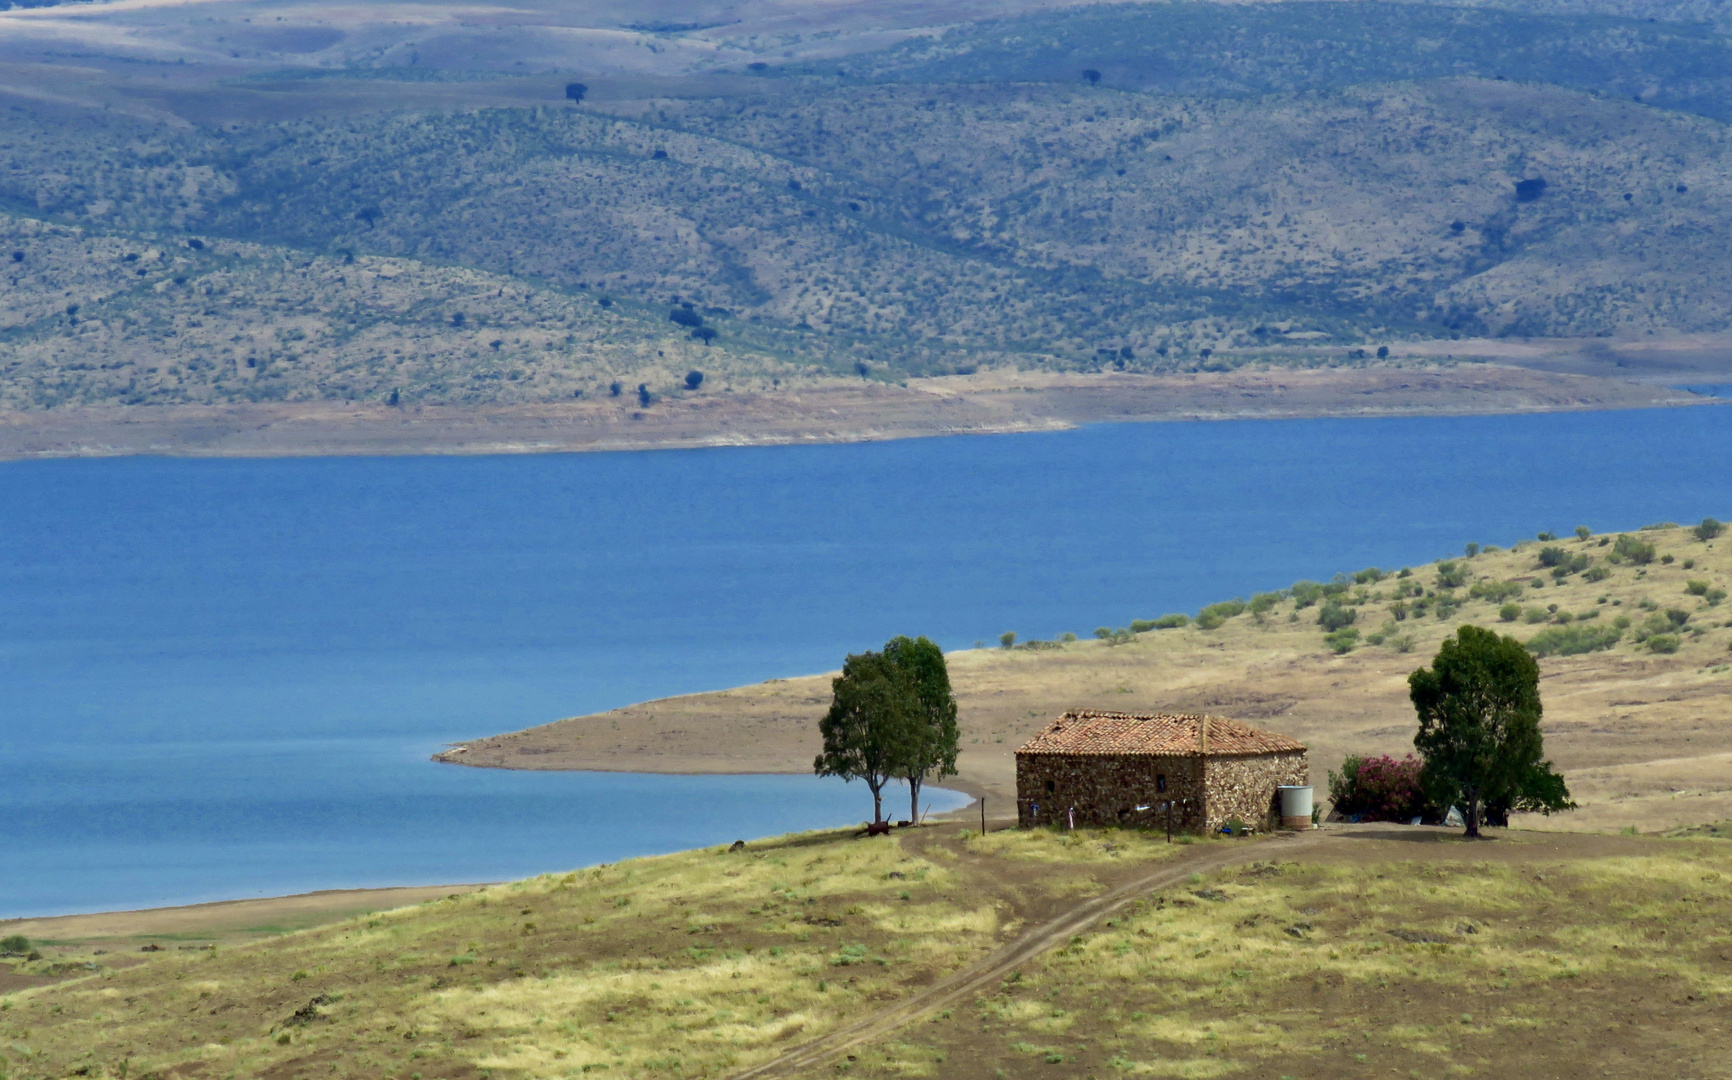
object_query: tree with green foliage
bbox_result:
[1408,626,1575,837]
[882,635,960,823]
[815,637,960,825]
[1696,517,1726,542]
[815,649,916,825]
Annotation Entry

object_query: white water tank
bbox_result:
[1278,785,1313,830]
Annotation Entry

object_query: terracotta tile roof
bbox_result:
[1016,710,1306,757]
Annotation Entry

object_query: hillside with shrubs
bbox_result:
[4,1,1732,408]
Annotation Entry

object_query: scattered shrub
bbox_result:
[1574,525,1592,540]
[1525,624,1623,657]
[1694,517,1725,541]
[1611,535,1656,564]
[684,370,705,390]
[1662,554,1675,564]
[1583,564,1612,582]
[1707,589,1728,605]
[1666,608,1691,627]
[999,632,1016,649]
[1647,633,1681,654]
[1464,542,1480,557]
[1316,602,1357,632]
[1148,614,1189,629]
[1470,579,1525,603]
[1353,567,1384,584]
[1058,631,1078,642]
[1499,602,1521,622]
[1687,579,1711,596]
[1435,560,1469,588]
[1093,626,1134,645]
[1324,627,1360,654]
[1196,600,1246,630]
[1523,607,1548,624]
[1248,592,1282,615]
[0,934,29,956]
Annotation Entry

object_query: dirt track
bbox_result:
[730,829,1328,1080]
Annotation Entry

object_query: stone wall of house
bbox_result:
[1201,752,1310,831]
[1016,754,1204,832]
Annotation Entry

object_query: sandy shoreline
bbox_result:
[0,365,1713,462]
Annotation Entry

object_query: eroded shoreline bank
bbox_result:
[0,365,1712,462]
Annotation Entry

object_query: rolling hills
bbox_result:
[1,0,1731,422]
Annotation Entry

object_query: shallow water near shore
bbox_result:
[4,405,1732,917]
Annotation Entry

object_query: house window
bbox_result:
[1045,779,1056,794]
[1156,775,1167,793]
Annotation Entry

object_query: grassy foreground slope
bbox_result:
[2,828,1728,1080]
[454,522,1732,833]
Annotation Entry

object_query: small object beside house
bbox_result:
[1014,710,1309,833]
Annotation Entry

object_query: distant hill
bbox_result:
[1,0,1730,409]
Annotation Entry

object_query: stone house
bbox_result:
[1015,710,1308,832]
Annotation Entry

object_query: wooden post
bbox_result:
[1166,800,1173,843]
[980,796,987,835]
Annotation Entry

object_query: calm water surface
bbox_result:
[5,406,1731,916]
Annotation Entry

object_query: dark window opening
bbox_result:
[1045,779,1056,794]
[1156,775,1168,793]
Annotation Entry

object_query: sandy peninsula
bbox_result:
[442,523,1732,836]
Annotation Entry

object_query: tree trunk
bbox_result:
[869,780,884,824]
[909,778,922,824]
[1464,795,1481,838]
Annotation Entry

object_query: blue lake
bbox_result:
[4,404,1732,917]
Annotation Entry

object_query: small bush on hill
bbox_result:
[1470,579,1525,603]
[1353,567,1384,584]
[1289,580,1323,608]
[1324,627,1360,654]
[1611,535,1657,564]
[1695,517,1725,541]
[1196,600,1246,630]
[0,934,29,956]
[1583,564,1612,582]
[1435,560,1470,588]
[1316,602,1357,631]
[1525,624,1623,657]
[1686,579,1710,596]
[1248,592,1282,615]
[1499,602,1521,622]
[1647,633,1682,654]
[1093,626,1134,645]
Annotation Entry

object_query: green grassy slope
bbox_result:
[2,828,1727,1080]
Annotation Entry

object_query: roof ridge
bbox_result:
[1019,709,1306,757]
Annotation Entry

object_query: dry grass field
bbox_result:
[452,520,1732,835]
[1,826,1727,1080]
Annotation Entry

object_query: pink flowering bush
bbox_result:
[1327,753,1435,821]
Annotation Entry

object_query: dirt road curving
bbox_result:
[729,829,1328,1080]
